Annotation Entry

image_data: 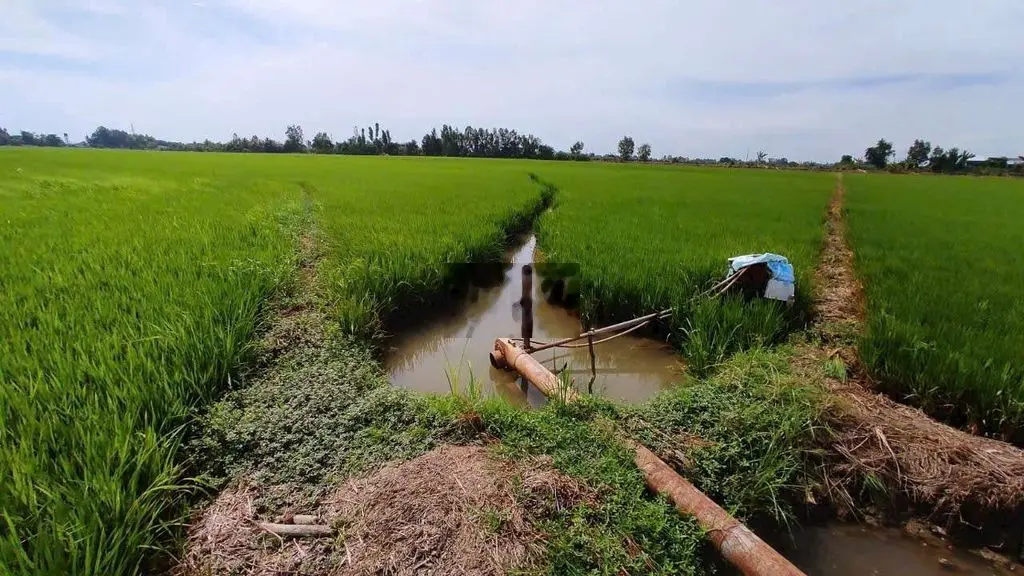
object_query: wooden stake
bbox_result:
[259,522,333,538]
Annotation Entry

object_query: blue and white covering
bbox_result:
[726,253,796,303]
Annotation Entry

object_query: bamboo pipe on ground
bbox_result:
[490,338,805,576]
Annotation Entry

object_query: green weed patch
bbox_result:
[621,347,828,526]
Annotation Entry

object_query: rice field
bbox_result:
[845,174,1024,440]
[309,157,552,338]
[533,163,833,373]
[5,146,1022,574]
[0,149,544,574]
[0,150,301,574]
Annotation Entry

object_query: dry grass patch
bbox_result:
[181,445,592,576]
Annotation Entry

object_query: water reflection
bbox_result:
[781,523,1012,575]
[385,236,683,404]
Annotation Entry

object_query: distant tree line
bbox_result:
[0,123,599,162]
[845,138,1024,176]
[5,124,1018,175]
[0,128,70,147]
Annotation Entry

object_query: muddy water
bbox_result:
[385,236,681,404]
[782,523,1012,575]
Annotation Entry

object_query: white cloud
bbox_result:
[1,0,1022,160]
[0,1,101,60]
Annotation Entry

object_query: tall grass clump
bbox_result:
[0,149,303,574]
[533,163,831,369]
[845,174,1024,440]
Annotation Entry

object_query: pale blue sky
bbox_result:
[2,0,1022,161]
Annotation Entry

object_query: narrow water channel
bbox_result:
[385,235,682,405]
[782,523,1012,575]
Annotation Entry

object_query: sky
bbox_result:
[1,0,1022,162]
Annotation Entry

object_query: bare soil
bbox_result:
[813,175,865,351]
[179,445,592,576]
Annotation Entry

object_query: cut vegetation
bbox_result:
[182,446,594,576]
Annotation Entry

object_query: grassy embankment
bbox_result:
[845,174,1024,441]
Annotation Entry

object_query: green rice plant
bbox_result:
[551,367,577,406]
[0,150,302,574]
[307,157,550,339]
[677,294,790,376]
[445,360,482,402]
[533,163,832,366]
[845,174,1024,440]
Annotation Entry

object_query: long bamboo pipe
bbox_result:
[490,338,805,576]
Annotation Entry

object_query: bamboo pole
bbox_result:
[501,267,752,359]
[491,338,805,576]
[524,308,672,354]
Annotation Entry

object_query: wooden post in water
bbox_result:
[520,264,534,396]
[520,264,533,350]
[587,330,597,394]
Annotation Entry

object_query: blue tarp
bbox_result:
[727,253,795,284]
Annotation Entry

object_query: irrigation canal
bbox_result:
[384,234,1010,575]
[386,234,681,405]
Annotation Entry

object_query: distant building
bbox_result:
[966,156,1023,168]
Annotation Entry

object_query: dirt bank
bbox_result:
[810,174,1024,557]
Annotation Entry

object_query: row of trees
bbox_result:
[0,129,69,147]
[49,123,597,161]
[1,126,193,151]
[854,138,1021,174]
[2,124,662,165]
[6,125,1017,175]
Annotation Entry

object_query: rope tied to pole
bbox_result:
[512,267,749,352]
